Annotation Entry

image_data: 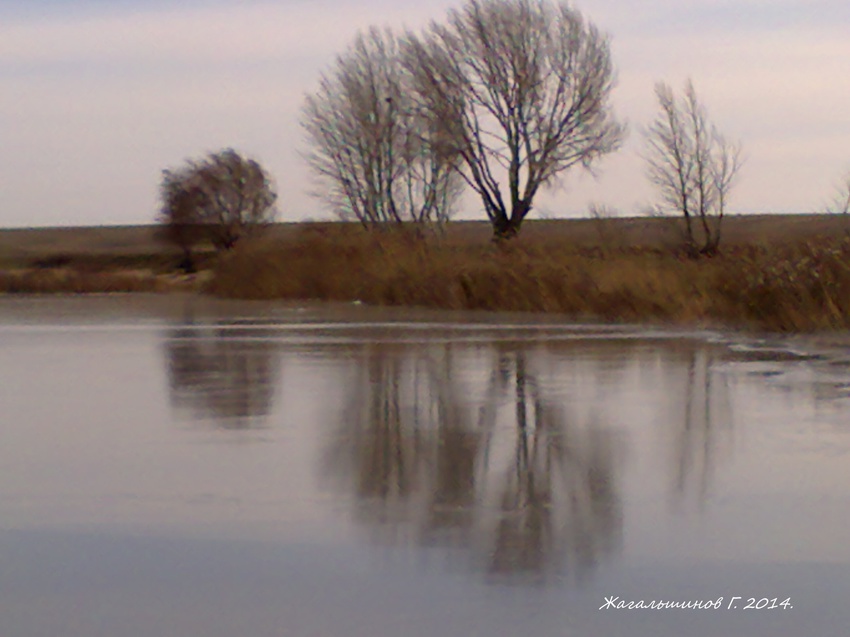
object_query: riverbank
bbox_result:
[0,225,212,294]
[3,215,850,331]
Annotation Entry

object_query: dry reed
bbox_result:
[0,268,207,294]
[208,224,850,331]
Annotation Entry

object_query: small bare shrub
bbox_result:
[159,148,278,270]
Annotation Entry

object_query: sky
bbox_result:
[2,0,849,228]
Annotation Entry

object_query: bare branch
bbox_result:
[302,27,461,227]
[403,0,625,239]
[825,171,850,215]
[642,80,743,255]
[158,149,277,262]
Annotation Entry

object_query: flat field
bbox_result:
[1,214,848,263]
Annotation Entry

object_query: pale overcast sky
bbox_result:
[2,0,849,227]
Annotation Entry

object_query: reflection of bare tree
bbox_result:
[324,348,447,538]
[666,343,732,507]
[323,343,622,584]
[474,350,621,584]
[163,325,281,429]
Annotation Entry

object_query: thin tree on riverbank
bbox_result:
[643,80,743,256]
[302,27,461,228]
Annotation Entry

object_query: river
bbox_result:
[1,295,849,636]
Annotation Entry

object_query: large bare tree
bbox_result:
[402,0,625,239]
[159,149,277,260]
[302,27,461,227]
[643,80,743,256]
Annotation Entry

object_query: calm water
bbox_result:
[2,295,850,637]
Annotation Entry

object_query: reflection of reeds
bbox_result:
[210,226,850,332]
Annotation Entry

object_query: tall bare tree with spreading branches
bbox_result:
[302,27,461,228]
[402,0,625,239]
[643,80,743,256]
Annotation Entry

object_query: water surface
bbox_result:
[1,295,849,636]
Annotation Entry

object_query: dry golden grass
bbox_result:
[207,221,850,332]
[0,224,217,293]
[0,268,211,295]
[4,216,850,332]
[2,214,848,260]
[0,269,162,294]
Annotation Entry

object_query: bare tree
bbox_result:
[402,0,625,239]
[302,27,461,228]
[157,178,205,273]
[825,170,850,215]
[159,149,277,257]
[643,80,743,256]
[587,201,619,244]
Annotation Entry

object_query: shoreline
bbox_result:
[2,215,850,333]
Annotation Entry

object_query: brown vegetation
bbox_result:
[0,225,216,294]
[0,266,211,295]
[158,149,278,274]
[208,218,850,332]
[3,216,850,332]
[0,268,158,294]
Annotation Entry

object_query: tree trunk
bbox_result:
[492,215,523,240]
[491,203,529,240]
[178,247,197,274]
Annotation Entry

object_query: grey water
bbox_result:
[2,295,850,637]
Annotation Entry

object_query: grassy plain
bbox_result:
[2,215,850,331]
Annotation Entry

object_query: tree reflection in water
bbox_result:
[163,324,281,430]
[323,343,623,584]
[664,343,732,509]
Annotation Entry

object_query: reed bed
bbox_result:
[4,219,850,332]
[208,224,850,332]
[0,268,207,294]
